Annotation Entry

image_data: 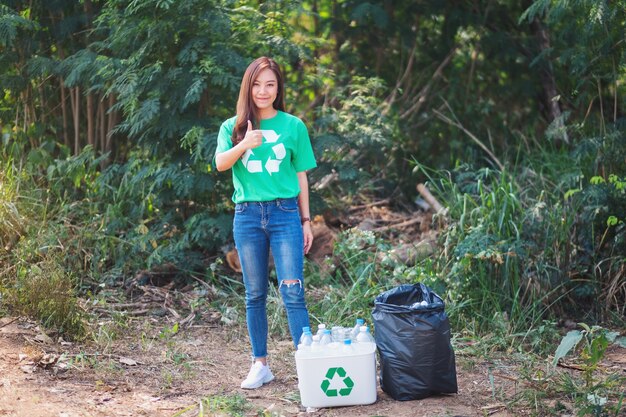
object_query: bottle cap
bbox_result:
[356,318,364,325]
[343,339,352,345]
[302,326,310,332]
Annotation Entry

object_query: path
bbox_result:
[0,317,512,417]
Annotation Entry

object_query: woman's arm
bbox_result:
[215,120,263,171]
[215,142,249,171]
[297,171,314,254]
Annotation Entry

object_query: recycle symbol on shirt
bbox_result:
[241,130,284,175]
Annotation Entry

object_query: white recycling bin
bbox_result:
[295,342,377,408]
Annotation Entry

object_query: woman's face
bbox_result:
[252,68,278,112]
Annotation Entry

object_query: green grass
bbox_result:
[0,150,87,338]
[2,258,87,337]
[171,393,250,417]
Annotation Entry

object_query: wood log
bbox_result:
[416,183,445,213]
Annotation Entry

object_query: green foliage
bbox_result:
[0,166,23,249]
[552,324,625,416]
[95,0,254,151]
[521,0,625,85]
[0,4,37,48]
[304,228,444,328]
[82,0,248,255]
[172,393,251,417]
[1,258,86,337]
[427,166,534,332]
[0,0,625,365]
[422,122,626,332]
[46,145,106,196]
[312,76,396,200]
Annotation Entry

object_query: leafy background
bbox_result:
[0,1,624,413]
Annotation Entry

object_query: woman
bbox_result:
[215,57,316,389]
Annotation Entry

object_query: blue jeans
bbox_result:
[233,197,310,359]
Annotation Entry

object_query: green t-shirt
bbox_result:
[216,111,317,203]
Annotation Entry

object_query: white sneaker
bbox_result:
[240,362,275,389]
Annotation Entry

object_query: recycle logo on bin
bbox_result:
[320,367,354,397]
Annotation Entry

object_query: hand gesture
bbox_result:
[241,120,263,150]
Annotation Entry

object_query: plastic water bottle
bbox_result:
[299,326,311,345]
[298,330,313,350]
[320,329,332,345]
[311,334,321,352]
[350,318,365,340]
[316,323,327,337]
[342,338,354,353]
[356,325,374,343]
[331,326,343,342]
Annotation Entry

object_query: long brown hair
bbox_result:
[232,57,286,145]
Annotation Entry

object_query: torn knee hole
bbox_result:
[280,279,302,288]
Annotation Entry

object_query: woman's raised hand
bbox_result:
[241,120,263,150]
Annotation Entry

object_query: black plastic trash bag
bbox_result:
[372,283,457,400]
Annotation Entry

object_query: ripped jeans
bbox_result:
[233,197,310,359]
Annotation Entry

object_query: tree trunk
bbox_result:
[60,78,69,147]
[38,83,45,124]
[73,86,81,155]
[95,94,101,152]
[331,0,342,58]
[99,96,104,152]
[312,0,319,57]
[83,0,94,22]
[69,84,76,144]
[531,18,569,145]
[98,96,106,164]
[22,86,36,148]
[197,90,208,118]
[105,94,117,159]
[87,92,94,147]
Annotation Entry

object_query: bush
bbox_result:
[1,258,86,338]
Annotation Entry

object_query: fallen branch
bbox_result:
[557,361,585,371]
[94,307,152,316]
[188,274,214,291]
[125,308,152,316]
[481,403,507,415]
[491,372,520,383]
[313,172,338,190]
[0,317,20,329]
[416,183,445,213]
[167,307,181,319]
[180,312,196,328]
[103,302,150,310]
[373,217,422,232]
[349,198,391,212]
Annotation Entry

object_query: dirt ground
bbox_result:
[0,315,523,417]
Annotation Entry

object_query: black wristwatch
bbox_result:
[301,216,311,225]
